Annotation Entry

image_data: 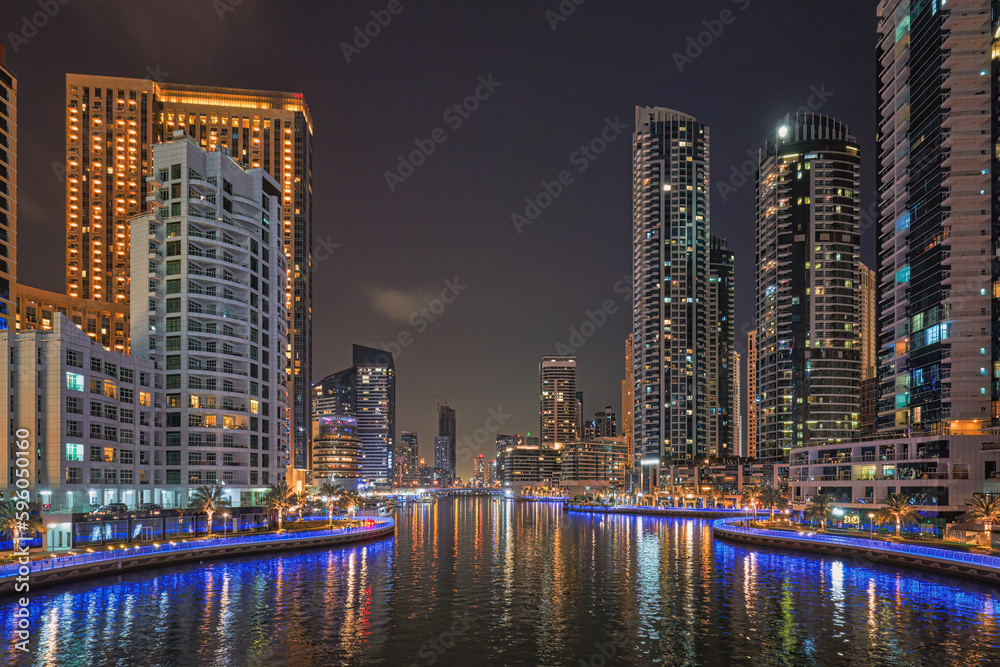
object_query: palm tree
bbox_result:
[876,493,920,538]
[0,501,42,552]
[740,484,762,511]
[759,486,789,522]
[708,488,726,509]
[262,482,294,530]
[338,488,362,520]
[804,493,835,531]
[318,482,344,526]
[189,485,231,537]
[959,494,1000,546]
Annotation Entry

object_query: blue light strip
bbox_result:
[0,518,394,581]
[712,517,1000,572]
[566,504,766,514]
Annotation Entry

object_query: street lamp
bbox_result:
[223,513,230,539]
[868,512,875,540]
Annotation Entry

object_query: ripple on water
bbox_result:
[2,499,999,666]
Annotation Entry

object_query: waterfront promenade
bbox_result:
[0,518,395,595]
[564,504,766,519]
[712,517,1000,584]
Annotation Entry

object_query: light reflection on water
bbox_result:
[2,498,999,666]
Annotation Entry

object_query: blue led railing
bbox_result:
[711,517,1000,572]
[565,504,767,513]
[0,518,394,581]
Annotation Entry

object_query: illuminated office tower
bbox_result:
[622,333,633,455]
[64,74,314,471]
[859,261,878,435]
[632,106,711,490]
[353,345,395,488]
[708,234,735,458]
[539,355,578,446]
[130,132,289,507]
[733,349,742,458]
[437,402,456,484]
[755,112,861,462]
[0,50,15,330]
[396,430,419,487]
[312,415,362,488]
[747,330,758,459]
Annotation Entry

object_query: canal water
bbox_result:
[2,497,999,666]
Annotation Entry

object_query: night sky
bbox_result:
[3,0,877,479]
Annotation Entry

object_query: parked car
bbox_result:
[92,503,129,514]
[138,503,163,511]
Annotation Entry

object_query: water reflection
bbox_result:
[2,499,998,666]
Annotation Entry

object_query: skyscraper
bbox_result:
[539,356,578,446]
[353,344,395,487]
[575,391,584,439]
[733,349,742,458]
[312,415,362,488]
[747,330,758,459]
[755,112,861,462]
[789,0,1000,519]
[437,402,456,484]
[473,454,485,486]
[875,0,995,432]
[397,430,419,488]
[708,234,735,458]
[130,132,289,506]
[0,50,15,331]
[64,74,314,472]
[632,106,711,490]
[859,261,878,435]
[622,333,633,457]
[313,367,357,419]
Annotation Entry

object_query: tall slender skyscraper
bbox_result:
[622,333,634,457]
[64,75,314,472]
[859,261,878,435]
[437,403,456,483]
[733,349,742,458]
[755,112,861,462]
[632,106,711,490]
[0,49,15,330]
[539,356,578,446]
[876,0,995,432]
[708,234,735,458]
[397,430,419,487]
[353,344,395,487]
[747,330,758,459]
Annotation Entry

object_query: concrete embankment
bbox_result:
[0,520,395,595]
